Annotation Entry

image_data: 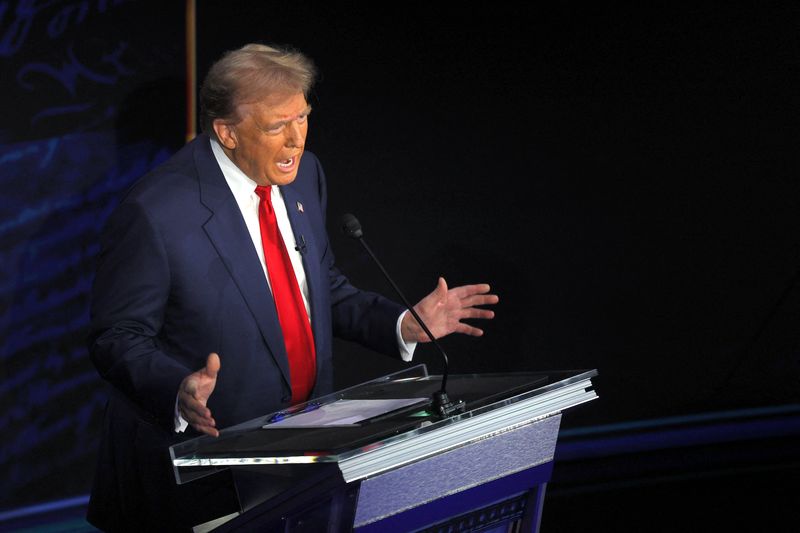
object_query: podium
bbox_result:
[170,365,598,532]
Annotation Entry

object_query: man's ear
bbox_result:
[213,119,237,150]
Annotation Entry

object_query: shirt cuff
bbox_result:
[396,310,417,362]
[175,395,188,433]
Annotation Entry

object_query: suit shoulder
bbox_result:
[298,150,328,183]
[302,149,320,164]
[121,138,205,206]
[299,150,323,175]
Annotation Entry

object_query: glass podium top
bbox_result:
[170,364,598,484]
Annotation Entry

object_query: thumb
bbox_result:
[435,277,448,300]
[205,352,220,379]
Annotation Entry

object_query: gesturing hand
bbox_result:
[401,277,499,343]
[178,352,220,437]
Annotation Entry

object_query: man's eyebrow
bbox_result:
[263,106,313,129]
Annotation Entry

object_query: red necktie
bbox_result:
[255,185,316,404]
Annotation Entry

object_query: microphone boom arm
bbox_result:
[341,213,465,417]
[355,236,451,394]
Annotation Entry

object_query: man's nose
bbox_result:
[285,120,305,147]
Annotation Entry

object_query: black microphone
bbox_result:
[295,234,307,254]
[340,213,465,418]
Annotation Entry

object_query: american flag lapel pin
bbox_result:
[296,201,304,213]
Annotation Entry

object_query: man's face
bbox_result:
[215,91,311,186]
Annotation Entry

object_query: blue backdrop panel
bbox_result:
[0,0,185,510]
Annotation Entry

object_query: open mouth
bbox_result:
[277,156,296,170]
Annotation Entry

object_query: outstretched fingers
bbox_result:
[450,284,499,309]
[460,306,496,320]
[454,322,486,337]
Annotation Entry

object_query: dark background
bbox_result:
[1,1,799,529]
[196,2,800,426]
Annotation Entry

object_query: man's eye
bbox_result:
[296,114,308,124]
[265,124,285,134]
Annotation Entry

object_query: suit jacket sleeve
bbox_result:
[88,197,190,429]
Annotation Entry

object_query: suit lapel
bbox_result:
[280,184,325,366]
[193,138,292,390]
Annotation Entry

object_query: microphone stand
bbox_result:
[342,215,466,418]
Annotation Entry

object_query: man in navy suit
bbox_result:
[87,43,498,531]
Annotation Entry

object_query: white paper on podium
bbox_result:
[262,398,429,428]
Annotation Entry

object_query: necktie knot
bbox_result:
[255,184,272,202]
[255,185,274,215]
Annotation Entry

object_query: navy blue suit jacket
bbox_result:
[87,135,405,531]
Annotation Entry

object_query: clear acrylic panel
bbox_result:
[170,363,598,484]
